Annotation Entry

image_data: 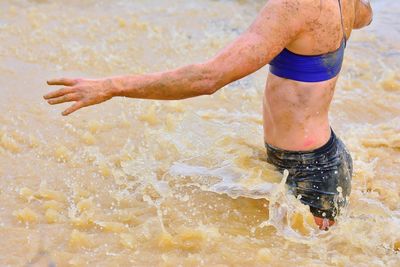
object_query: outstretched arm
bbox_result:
[44,0,310,116]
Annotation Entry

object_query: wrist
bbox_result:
[104,77,123,97]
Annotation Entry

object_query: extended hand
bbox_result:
[44,78,114,116]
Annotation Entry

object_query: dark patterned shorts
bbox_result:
[265,130,353,220]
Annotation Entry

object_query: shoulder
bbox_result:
[262,0,322,24]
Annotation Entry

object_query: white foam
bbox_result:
[169,162,277,199]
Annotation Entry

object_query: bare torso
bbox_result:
[263,0,356,151]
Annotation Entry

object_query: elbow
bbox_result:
[195,63,224,96]
[353,15,373,29]
[367,10,373,26]
[365,9,374,27]
[205,76,223,95]
[354,1,373,29]
[203,87,218,96]
[197,81,220,96]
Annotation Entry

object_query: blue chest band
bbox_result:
[269,40,346,83]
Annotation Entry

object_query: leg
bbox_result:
[313,216,335,230]
[266,130,353,230]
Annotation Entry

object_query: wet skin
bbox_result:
[44,0,372,230]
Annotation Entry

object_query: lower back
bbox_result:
[262,73,338,151]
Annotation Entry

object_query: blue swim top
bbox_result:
[269,0,347,83]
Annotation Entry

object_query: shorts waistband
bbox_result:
[265,129,337,157]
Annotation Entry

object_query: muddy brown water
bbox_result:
[0,0,399,266]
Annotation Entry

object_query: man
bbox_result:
[44,0,373,230]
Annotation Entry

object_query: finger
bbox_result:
[43,87,75,100]
[47,93,80,105]
[47,78,78,86]
[62,102,86,116]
